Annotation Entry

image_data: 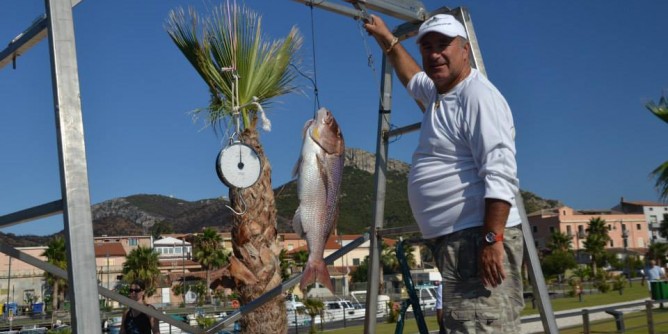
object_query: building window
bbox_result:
[353,258,360,266]
[622,224,626,231]
[637,224,642,230]
[650,208,654,211]
[567,226,572,235]
[578,225,584,233]
[607,224,612,231]
[549,226,555,233]
[610,240,614,247]
[650,216,658,223]
[128,238,138,246]
[532,226,538,233]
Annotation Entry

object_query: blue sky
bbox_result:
[1,0,666,236]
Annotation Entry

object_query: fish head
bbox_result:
[310,107,345,155]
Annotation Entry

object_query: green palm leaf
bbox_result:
[166,1,302,131]
[646,95,668,124]
[651,160,668,201]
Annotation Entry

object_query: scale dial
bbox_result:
[216,142,262,189]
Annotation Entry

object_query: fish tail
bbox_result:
[300,259,334,293]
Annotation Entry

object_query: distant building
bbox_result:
[613,198,668,244]
[528,206,648,263]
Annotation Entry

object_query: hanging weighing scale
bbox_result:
[216,139,262,189]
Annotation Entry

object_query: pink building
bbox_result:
[528,206,648,257]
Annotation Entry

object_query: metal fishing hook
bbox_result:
[226,189,247,216]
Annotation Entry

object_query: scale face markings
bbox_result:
[216,142,262,189]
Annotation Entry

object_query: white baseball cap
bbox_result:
[416,14,468,43]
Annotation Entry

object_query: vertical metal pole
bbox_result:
[363,52,394,334]
[182,239,186,304]
[516,192,560,333]
[6,257,11,306]
[646,300,655,334]
[45,0,102,333]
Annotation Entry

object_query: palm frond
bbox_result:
[651,160,668,201]
[645,95,668,124]
[166,1,302,131]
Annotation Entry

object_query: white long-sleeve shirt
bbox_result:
[406,69,521,239]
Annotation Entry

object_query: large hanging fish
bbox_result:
[293,107,345,293]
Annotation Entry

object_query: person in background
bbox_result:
[643,259,666,290]
[435,280,445,334]
[364,13,524,333]
[120,279,160,334]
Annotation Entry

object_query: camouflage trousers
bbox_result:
[426,226,524,334]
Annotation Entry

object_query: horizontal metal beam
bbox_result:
[0,200,63,228]
[208,232,371,332]
[350,0,428,21]
[385,122,421,140]
[0,0,82,70]
[376,224,420,237]
[292,0,367,20]
[292,0,428,22]
[0,243,204,334]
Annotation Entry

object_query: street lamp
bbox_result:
[622,228,631,286]
[576,230,587,263]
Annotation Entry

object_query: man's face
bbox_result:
[419,32,470,92]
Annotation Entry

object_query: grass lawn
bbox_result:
[323,282,663,334]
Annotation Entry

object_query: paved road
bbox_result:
[520,298,650,333]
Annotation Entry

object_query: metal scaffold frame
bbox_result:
[0,1,200,333]
[292,1,558,333]
[1,1,556,333]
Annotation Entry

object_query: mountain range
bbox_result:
[0,148,561,247]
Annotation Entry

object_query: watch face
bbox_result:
[484,232,497,244]
[216,143,262,189]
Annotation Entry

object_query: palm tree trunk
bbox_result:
[206,269,212,305]
[52,283,59,311]
[229,129,286,333]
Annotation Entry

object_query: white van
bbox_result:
[404,285,438,312]
[285,294,311,327]
[350,290,391,317]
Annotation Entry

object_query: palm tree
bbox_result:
[122,246,161,297]
[303,298,324,334]
[42,236,68,311]
[293,250,309,271]
[583,217,610,276]
[166,2,301,332]
[647,242,668,266]
[645,94,668,201]
[548,231,573,253]
[193,228,228,304]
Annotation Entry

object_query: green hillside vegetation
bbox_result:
[1,153,561,244]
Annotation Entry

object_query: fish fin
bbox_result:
[316,154,330,196]
[302,119,314,138]
[291,156,302,179]
[292,207,304,237]
[300,259,334,293]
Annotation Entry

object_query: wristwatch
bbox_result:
[484,231,504,245]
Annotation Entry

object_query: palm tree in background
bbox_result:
[193,228,228,303]
[548,231,573,253]
[583,217,611,276]
[647,242,668,265]
[122,246,161,296]
[645,94,668,201]
[42,236,68,311]
[166,2,302,332]
[303,298,324,334]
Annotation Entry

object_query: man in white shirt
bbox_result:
[364,13,523,333]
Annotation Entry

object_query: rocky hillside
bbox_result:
[1,147,560,245]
